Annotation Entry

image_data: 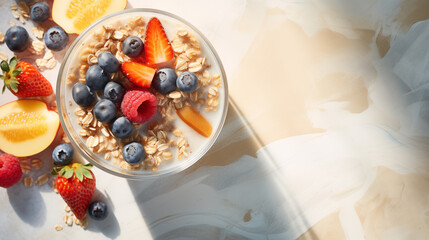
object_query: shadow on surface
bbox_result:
[85,189,121,239]
[127,98,319,239]
[7,184,46,227]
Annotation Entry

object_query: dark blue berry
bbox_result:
[152,68,177,94]
[111,117,134,138]
[122,142,145,165]
[98,52,120,73]
[103,81,124,103]
[52,143,74,165]
[72,83,94,107]
[85,65,110,90]
[122,36,143,57]
[176,72,198,93]
[30,2,49,22]
[88,201,108,220]
[5,26,29,52]
[93,99,117,123]
[44,26,69,51]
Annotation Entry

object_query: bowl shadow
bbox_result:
[126,98,319,239]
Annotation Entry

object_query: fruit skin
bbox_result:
[54,163,96,220]
[122,36,144,58]
[144,17,174,66]
[44,26,69,51]
[85,65,110,90]
[52,143,74,166]
[122,142,145,164]
[103,81,125,104]
[1,56,53,97]
[152,68,177,94]
[111,116,134,139]
[0,100,60,157]
[121,89,157,124]
[5,26,29,52]
[176,104,213,138]
[0,154,22,188]
[72,82,94,108]
[177,72,198,93]
[93,99,117,123]
[121,62,156,88]
[88,201,108,220]
[30,2,50,22]
[98,52,120,73]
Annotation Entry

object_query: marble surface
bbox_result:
[1,0,429,239]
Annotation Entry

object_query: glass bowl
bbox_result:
[57,8,228,180]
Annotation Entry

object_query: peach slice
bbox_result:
[0,100,60,157]
[176,105,213,138]
[52,0,127,34]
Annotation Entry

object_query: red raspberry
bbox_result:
[0,154,22,188]
[121,89,157,124]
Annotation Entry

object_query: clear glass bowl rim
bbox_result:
[56,8,229,180]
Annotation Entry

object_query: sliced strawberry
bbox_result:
[121,62,156,88]
[144,17,174,66]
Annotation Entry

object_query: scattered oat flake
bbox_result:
[23,176,33,187]
[0,52,7,61]
[10,4,18,10]
[54,225,63,231]
[9,21,15,26]
[0,32,4,43]
[32,26,44,39]
[35,174,49,186]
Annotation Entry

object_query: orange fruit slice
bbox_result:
[52,0,127,34]
[0,100,60,157]
[176,105,213,138]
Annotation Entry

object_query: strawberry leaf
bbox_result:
[1,60,9,72]
[81,163,93,169]
[9,82,18,93]
[62,166,73,179]
[75,168,83,182]
[12,68,21,76]
[9,57,17,69]
[2,85,5,94]
[81,168,92,179]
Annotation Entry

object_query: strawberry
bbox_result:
[1,56,53,97]
[144,17,174,66]
[53,163,96,220]
[121,61,156,88]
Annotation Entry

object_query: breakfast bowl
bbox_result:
[57,8,228,180]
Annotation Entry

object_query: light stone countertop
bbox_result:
[1,0,429,239]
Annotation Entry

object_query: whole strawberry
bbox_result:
[53,163,96,220]
[0,153,22,188]
[1,56,53,97]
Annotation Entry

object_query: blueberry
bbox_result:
[5,26,29,52]
[72,83,94,107]
[103,81,125,103]
[98,52,120,73]
[30,2,49,22]
[88,201,108,220]
[85,65,110,90]
[44,26,69,51]
[111,117,134,138]
[93,99,117,123]
[52,143,74,165]
[152,68,177,94]
[176,71,198,93]
[122,142,145,165]
[122,36,143,57]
